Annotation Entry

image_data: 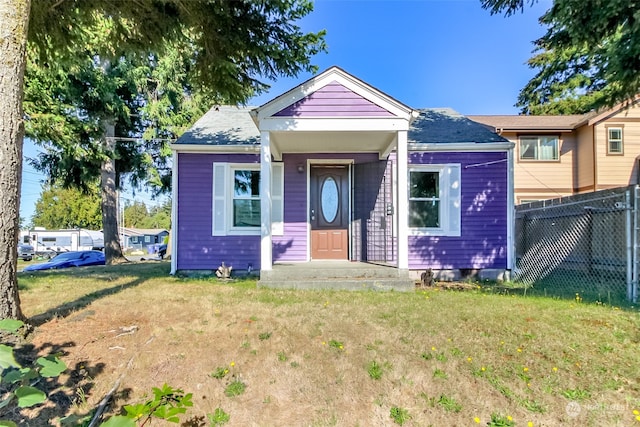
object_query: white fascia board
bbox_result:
[408,142,514,152]
[260,117,410,132]
[256,67,414,121]
[170,150,178,275]
[171,144,260,154]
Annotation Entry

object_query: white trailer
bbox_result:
[21,228,104,258]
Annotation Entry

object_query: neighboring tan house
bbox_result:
[469,99,640,204]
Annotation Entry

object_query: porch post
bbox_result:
[397,130,409,269]
[260,131,273,271]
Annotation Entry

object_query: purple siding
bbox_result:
[274,82,394,117]
[177,152,381,270]
[408,151,509,270]
[177,153,261,271]
[275,153,381,262]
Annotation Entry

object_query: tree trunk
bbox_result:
[101,122,127,265]
[0,0,30,321]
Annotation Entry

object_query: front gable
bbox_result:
[253,66,414,123]
[273,81,395,117]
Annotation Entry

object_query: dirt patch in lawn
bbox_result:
[5,262,640,426]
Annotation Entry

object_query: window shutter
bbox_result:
[212,163,227,236]
[447,164,461,236]
[271,163,284,236]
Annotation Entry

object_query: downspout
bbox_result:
[170,149,178,275]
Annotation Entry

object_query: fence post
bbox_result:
[634,186,639,303]
[626,190,633,302]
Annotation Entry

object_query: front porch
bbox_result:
[258,261,415,291]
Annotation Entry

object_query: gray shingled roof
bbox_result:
[409,108,509,144]
[174,105,259,145]
[175,106,508,146]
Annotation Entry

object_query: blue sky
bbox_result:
[21,0,551,223]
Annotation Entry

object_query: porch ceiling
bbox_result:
[270,131,396,155]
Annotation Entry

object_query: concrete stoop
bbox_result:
[257,262,415,292]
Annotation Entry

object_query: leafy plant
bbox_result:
[0,320,67,422]
[328,340,344,351]
[562,388,591,401]
[367,361,383,380]
[487,412,515,427]
[437,394,462,413]
[277,351,288,362]
[224,379,246,397]
[103,383,193,426]
[208,407,230,426]
[389,406,411,425]
[433,368,448,379]
[210,367,229,379]
[258,332,272,341]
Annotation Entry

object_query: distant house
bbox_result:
[120,227,169,248]
[170,66,514,284]
[470,99,640,204]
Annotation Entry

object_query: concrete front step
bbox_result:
[258,262,415,291]
[257,278,415,292]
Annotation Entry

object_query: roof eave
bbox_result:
[408,142,514,151]
[171,144,260,153]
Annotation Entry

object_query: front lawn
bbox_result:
[6,263,640,426]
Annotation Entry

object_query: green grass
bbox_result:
[12,263,640,426]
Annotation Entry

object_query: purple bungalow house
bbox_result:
[171,66,514,289]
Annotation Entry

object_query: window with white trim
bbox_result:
[607,127,623,154]
[519,136,559,161]
[212,162,284,236]
[232,169,261,227]
[408,164,461,236]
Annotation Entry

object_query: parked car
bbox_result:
[23,250,105,272]
[17,243,34,261]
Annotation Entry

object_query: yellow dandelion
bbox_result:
[432,346,436,351]
[230,361,235,367]
[322,341,326,345]
[527,382,531,387]
[552,367,558,372]
[507,415,513,421]
[467,357,472,362]
[523,367,529,372]
[474,417,481,424]
[634,409,639,415]
[517,348,523,353]
[481,367,486,371]
[528,422,534,427]
[636,415,640,422]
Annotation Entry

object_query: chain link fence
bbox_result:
[514,186,639,305]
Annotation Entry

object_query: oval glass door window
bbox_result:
[321,177,339,223]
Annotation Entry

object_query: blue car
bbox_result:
[23,250,105,272]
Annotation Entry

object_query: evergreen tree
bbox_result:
[0,0,325,320]
[482,0,640,114]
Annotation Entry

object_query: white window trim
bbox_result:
[519,135,559,161]
[228,164,261,235]
[212,162,284,237]
[607,126,623,154]
[408,164,461,237]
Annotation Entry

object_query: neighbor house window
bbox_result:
[607,127,623,154]
[408,164,461,236]
[212,162,284,236]
[519,136,559,161]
